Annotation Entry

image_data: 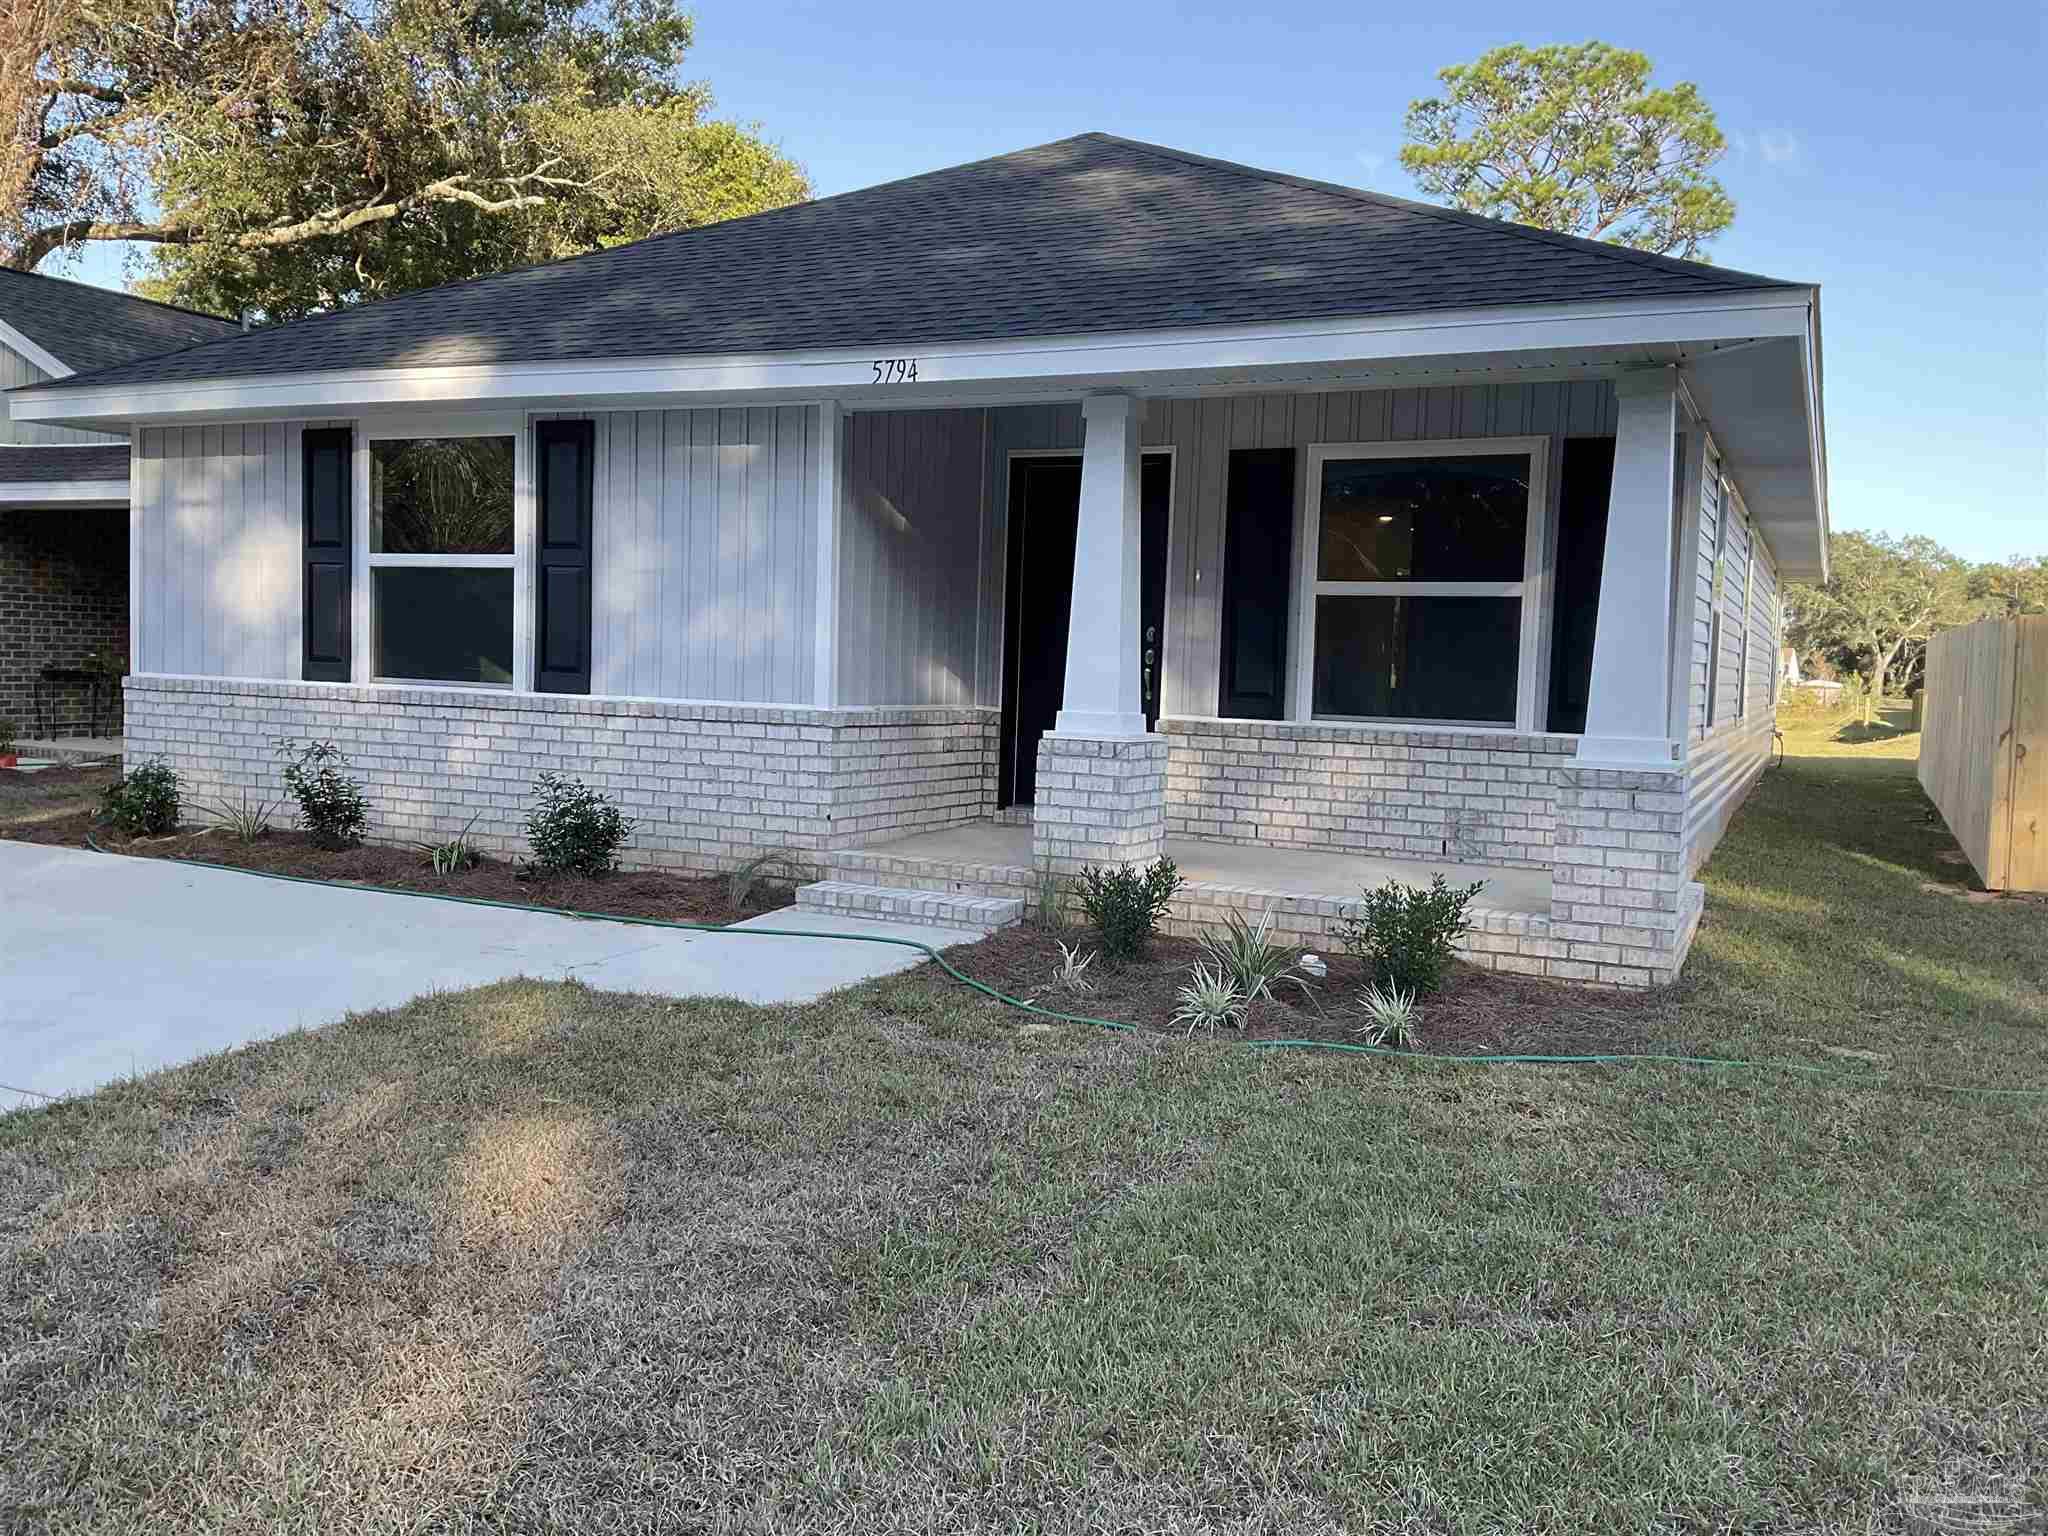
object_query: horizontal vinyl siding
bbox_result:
[838,409,987,707]
[984,380,1618,720]
[0,343,124,446]
[1715,499,1750,727]
[1689,449,1722,738]
[1683,477,1782,874]
[133,423,296,678]
[588,405,817,704]
[1746,529,1780,716]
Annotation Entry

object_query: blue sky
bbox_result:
[59,0,2045,561]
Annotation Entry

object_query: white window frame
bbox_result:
[1292,436,1550,732]
[353,412,534,690]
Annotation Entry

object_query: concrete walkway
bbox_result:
[1,843,978,1111]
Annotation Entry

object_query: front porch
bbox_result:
[798,820,1559,973]
[823,373,1710,986]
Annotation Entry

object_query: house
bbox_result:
[0,269,239,740]
[5,135,1827,985]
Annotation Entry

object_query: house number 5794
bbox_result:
[871,358,919,384]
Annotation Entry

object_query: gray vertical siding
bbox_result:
[0,343,125,446]
[588,405,818,703]
[980,380,1617,719]
[837,408,988,707]
[132,422,295,677]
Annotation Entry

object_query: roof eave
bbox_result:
[8,287,1817,434]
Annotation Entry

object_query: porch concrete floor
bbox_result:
[857,824,1551,917]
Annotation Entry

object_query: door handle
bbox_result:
[1143,624,1157,712]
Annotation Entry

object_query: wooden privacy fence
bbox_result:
[1918,615,2046,892]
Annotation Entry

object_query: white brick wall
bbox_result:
[125,677,994,876]
[1162,717,1575,869]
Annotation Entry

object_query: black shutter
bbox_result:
[1218,447,1296,719]
[302,427,352,682]
[535,420,595,694]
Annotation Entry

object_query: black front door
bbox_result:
[1000,453,1171,806]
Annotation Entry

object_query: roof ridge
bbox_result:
[1082,132,1802,291]
[0,264,239,327]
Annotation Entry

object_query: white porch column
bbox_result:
[1053,393,1146,737]
[1577,370,1680,768]
[1032,392,1167,875]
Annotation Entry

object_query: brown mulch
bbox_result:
[923,924,1688,1058]
[6,812,791,927]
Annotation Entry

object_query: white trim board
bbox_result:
[0,318,71,379]
[9,289,1817,429]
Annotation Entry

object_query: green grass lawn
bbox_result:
[3,708,2042,1533]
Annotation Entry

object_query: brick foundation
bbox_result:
[0,506,127,738]
[124,676,994,876]
[1031,732,1168,875]
[1162,716,1576,870]
[1550,764,1699,986]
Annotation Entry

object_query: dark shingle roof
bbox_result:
[0,445,129,484]
[0,267,238,375]
[30,134,1803,394]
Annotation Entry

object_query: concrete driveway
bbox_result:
[2,843,977,1111]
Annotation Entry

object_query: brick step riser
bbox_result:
[793,880,1024,935]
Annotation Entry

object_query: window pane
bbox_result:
[1318,454,1529,582]
[373,567,514,685]
[1312,594,1520,723]
[371,437,515,553]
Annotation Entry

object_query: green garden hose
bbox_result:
[73,837,2048,1098]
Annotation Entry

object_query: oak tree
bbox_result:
[2,0,807,317]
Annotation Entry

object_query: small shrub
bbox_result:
[207,788,282,843]
[1197,906,1307,1003]
[727,847,791,910]
[1355,981,1420,1050]
[100,758,181,836]
[1332,873,1485,995]
[277,739,368,850]
[1172,962,1247,1036]
[525,771,631,876]
[416,813,484,876]
[1032,861,1071,931]
[1051,939,1098,994]
[0,718,16,755]
[1076,856,1181,960]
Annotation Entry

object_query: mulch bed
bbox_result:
[8,812,791,927]
[926,924,1688,1057]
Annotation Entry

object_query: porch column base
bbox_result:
[1031,731,1167,876]
[1574,733,1680,770]
[1552,763,1699,988]
[1052,707,1148,737]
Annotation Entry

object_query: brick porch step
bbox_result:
[792,880,1024,935]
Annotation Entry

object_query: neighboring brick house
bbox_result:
[0,268,237,738]
[6,135,1828,984]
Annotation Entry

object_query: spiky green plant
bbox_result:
[1356,981,1421,1050]
[1196,906,1309,1003]
[727,847,792,910]
[1171,962,1247,1036]
[417,813,485,876]
[206,788,283,843]
[1051,939,1098,994]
